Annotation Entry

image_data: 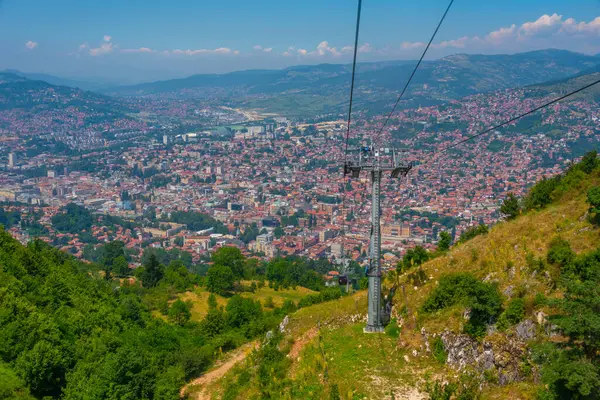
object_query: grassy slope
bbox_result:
[206,171,599,399]
[178,283,316,323]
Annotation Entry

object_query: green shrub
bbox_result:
[500,193,521,220]
[547,237,574,267]
[400,246,429,272]
[425,374,480,400]
[329,383,340,400]
[504,298,525,325]
[588,186,600,224]
[263,296,275,308]
[458,224,489,244]
[524,176,560,210]
[385,318,400,338]
[497,297,525,331]
[422,273,503,338]
[534,293,547,307]
[523,151,598,212]
[432,337,447,365]
[533,246,600,400]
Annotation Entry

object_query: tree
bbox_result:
[273,227,284,238]
[113,256,130,277]
[0,362,35,400]
[588,186,600,224]
[534,248,600,399]
[578,149,598,174]
[174,236,184,247]
[208,293,218,310]
[138,254,164,288]
[211,247,245,278]
[401,246,429,272]
[226,295,262,330]
[329,384,341,400]
[168,300,191,326]
[206,265,234,294]
[359,277,369,290]
[500,193,520,220]
[437,231,452,252]
[458,224,489,244]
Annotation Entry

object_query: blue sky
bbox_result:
[1,0,599,83]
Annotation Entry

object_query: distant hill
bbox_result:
[0,72,141,149]
[1,69,111,92]
[527,63,600,102]
[0,72,134,113]
[109,49,599,116]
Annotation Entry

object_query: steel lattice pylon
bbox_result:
[344,145,411,332]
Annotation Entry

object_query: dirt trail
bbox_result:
[181,341,258,400]
[288,326,318,360]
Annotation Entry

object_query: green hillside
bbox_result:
[206,152,600,399]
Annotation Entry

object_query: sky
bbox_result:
[0,0,599,83]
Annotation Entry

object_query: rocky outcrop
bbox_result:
[440,327,530,385]
[515,319,536,341]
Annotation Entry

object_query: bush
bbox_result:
[522,151,598,212]
[546,237,574,267]
[588,186,600,224]
[400,246,429,272]
[385,318,400,338]
[504,298,525,325]
[425,374,480,400]
[500,193,521,220]
[167,299,192,326]
[497,298,525,331]
[432,337,447,365]
[524,176,560,210]
[297,288,343,309]
[422,273,503,338]
[263,296,275,308]
[533,246,600,400]
[458,224,489,244]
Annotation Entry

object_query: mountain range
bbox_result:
[104,49,600,115]
[1,49,599,118]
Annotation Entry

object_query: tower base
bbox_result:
[363,324,385,333]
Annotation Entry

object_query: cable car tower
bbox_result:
[344,145,412,332]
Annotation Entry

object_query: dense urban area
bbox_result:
[1,72,598,274]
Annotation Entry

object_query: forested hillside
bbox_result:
[0,229,343,399]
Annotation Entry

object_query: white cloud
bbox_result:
[297,49,307,56]
[263,47,273,53]
[486,24,517,44]
[89,42,115,56]
[253,45,262,50]
[170,47,237,56]
[358,43,372,53]
[520,13,562,36]
[103,35,112,42]
[433,36,469,49]
[25,40,38,50]
[390,14,600,55]
[121,47,153,53]
[400,41,425,50]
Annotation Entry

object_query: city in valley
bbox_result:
[1,68,598,274]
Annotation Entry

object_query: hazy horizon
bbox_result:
[1,0,599,83]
